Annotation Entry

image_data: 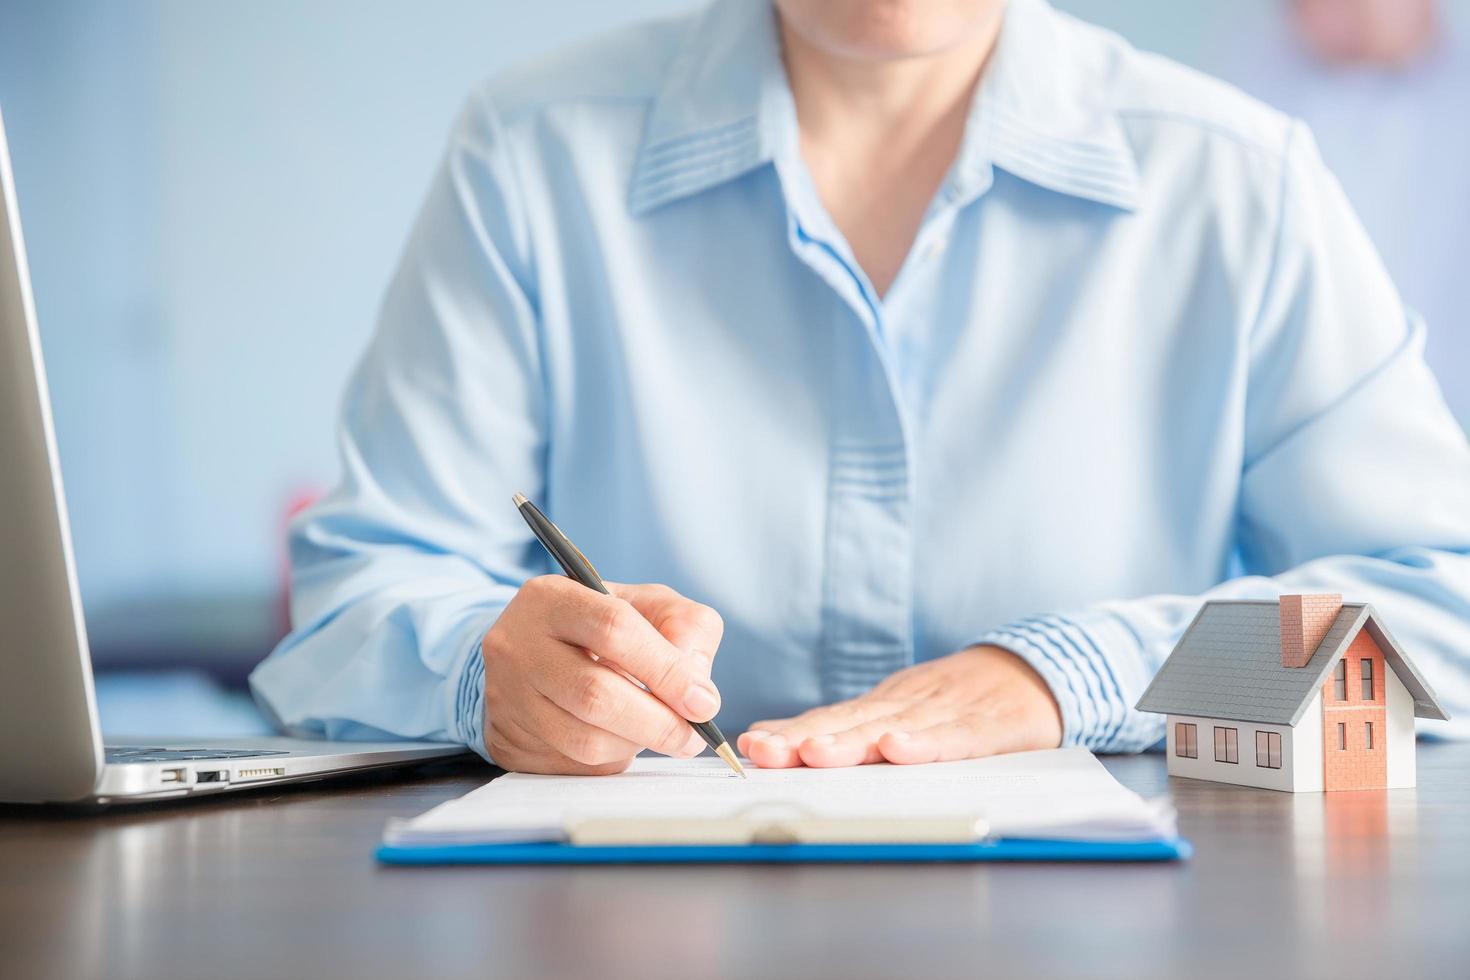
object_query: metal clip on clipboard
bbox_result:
[568,803,990,847]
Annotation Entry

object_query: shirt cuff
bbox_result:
[978,608,1161,753]
[452,631,494,764]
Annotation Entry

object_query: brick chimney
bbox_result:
[1279,594,1343,668]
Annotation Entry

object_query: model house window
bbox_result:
[1338,723,1346,750]
[1333,659,1347,701]
[1214,726,1238,764]
[1175,722,1198,759]
[1361,659,1374,701]
[1365,722,1374,750]
[1255,731,1282,769]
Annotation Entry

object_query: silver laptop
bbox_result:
[0,109,467,804]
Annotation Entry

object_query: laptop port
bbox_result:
[235,767,286,781]
[196,770,224,783]
[160,768,187,784]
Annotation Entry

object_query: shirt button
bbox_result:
[921,236,949,262]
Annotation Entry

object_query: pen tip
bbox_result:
[512,492,529,507]
[713,741,746,778]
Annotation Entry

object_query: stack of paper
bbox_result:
[383,747,1176,848]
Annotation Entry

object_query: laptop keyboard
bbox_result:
[104,747,291,763]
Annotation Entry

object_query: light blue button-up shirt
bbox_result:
[250,0,1470,759]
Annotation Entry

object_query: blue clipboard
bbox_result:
[376,836,1192,865]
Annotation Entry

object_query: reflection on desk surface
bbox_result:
[2,745,1468,980]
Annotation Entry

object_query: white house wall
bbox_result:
[1165,714,1295,791]
[1385,666,1416,788]
[1292,693,1324,792]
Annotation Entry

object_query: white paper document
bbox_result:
[384,747,1175,846]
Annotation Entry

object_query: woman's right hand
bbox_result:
[480,576,725,774]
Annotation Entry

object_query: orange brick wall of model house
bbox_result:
[1322,630,1387,791]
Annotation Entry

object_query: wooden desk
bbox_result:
[3,744,1468,980]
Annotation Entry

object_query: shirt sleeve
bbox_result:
[248,91,542,763]
[982,121,1470,752]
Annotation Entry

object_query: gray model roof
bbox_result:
[1135,601,1449,726]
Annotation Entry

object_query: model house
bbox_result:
[1136,594,1448,791]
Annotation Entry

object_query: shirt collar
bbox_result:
[628,0,792,216]
[956,0,1141,210]
[629,0,1141,217]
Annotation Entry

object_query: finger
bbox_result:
[746,697,908,748]
[740,705,876,775]
[735,729,761,758]
[794,709,944,768]
[739,715,807,766]
[527,690,646,767]
[876,718,1001,765]
[534,657,706,759]
[738,700,902,769]
[538,577,722,722]
[605,582,724,671]
[739,724,859,768]
[486,707,634,777]
[795,732,885,768]
[740,730,803,768]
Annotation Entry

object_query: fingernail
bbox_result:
[747,730,771,741]
[810,734,835,746]
[889,731,911,742]
[683,682,719,719]
[761,734,786,748]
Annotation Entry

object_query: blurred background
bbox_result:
[0,0,1465,736]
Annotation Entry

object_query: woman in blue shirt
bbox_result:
[251,0,1470,774]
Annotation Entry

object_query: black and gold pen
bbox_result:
[512,492,746,778]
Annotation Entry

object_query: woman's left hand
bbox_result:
[736,646,1063,767]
